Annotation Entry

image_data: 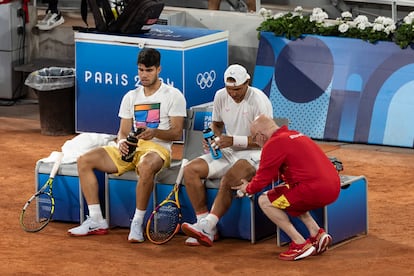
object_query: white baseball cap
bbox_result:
[224,64,250,87]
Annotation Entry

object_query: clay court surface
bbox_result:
[1,111,414,275]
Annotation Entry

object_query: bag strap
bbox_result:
[80,0,88,27]
[80,0,115,32]
[109,0,164,34]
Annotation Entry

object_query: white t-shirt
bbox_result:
[118,81,187,151]
[212,86,273,137]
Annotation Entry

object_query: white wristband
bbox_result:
[233,136,248,148]
[117,138,126,148]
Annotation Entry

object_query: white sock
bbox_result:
[205,213,219,231]
[88,204,104,222]
[196,212,208,223]
[132,209,146,225]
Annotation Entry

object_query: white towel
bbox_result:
[40,133,117,164]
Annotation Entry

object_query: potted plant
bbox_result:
[257,6,414,49]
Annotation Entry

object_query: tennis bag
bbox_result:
[81,0,165,34]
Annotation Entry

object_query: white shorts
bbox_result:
[198,147,261,179]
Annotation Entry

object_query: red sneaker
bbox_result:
[310,228,332,255]
[279,240,315,261]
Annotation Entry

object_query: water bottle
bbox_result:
[203,128,222,160]
[122,128,144,162]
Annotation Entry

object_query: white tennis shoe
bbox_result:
[68,216,108,236]
[128,220,144,243]
[181,219,217,247]
[185,237,200,246]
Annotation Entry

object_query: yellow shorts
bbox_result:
[103,140,171,176]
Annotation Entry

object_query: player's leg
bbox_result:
[258,191,315,261]
[183,158,210,215]
[129,151,165,243]
[68,147,118,236]
[78,147,118,204]
[211,159,256,218]
[208,0,221,10]
[246,0,256,11]
[299,212,332,255]
[182,158,210,246]
[182,159,256,246]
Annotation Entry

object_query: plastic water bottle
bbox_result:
[203,128,222,160]
[122,128,144,162]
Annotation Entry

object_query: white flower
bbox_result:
[384,25,396,35]
[294,6,303,13]
[259,8,273,19]
[374,16,386,24]
[259,8,267,17]
[341,11,352,19]
[257,5,409,47]
[382,17,395,27]
[338,23,349,33]
[354,15,369,25]
[374,16,394,28]
[310,9,328,23]
[372,23,385,32]
[273,12,285,20]
[403,17,412,24]
[357,21,371,30]
[403,14,414,24]
[312,7,324,15]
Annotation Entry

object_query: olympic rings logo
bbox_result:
[196,70,216,89]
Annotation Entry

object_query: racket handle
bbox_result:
[50,152,64,178]
[175,159,188,184]
[182,158,189,167]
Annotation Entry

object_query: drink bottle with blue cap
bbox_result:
[203,127,222,159]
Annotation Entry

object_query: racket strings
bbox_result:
[147,201,180,243]
[20,193,53,232]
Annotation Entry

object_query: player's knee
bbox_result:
[183,162,195,178]
[137,155,162,178]
[237,159,256,177]
[258,194,270,209]
[77,153,94,172]
[137,162,155,178]
[183,159,207,182]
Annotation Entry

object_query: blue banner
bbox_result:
[254,32,414,148]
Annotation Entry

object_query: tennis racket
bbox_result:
[146,158,188,244]
[20,152,64,232]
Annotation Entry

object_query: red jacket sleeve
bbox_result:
[246,134,286,194]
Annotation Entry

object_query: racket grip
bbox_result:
[50,152,64,178]
[174,159,189,185]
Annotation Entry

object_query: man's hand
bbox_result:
[232,178,250,198]
[137,127,155,140]
[215,135,233,149]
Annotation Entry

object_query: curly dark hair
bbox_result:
[137,48,161,67]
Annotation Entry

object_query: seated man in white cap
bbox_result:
[181,64,273,246]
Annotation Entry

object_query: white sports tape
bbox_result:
[233,135,248,148]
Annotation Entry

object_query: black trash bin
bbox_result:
[25,67,75,136]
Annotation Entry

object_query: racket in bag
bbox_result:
[80,0,164,34]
